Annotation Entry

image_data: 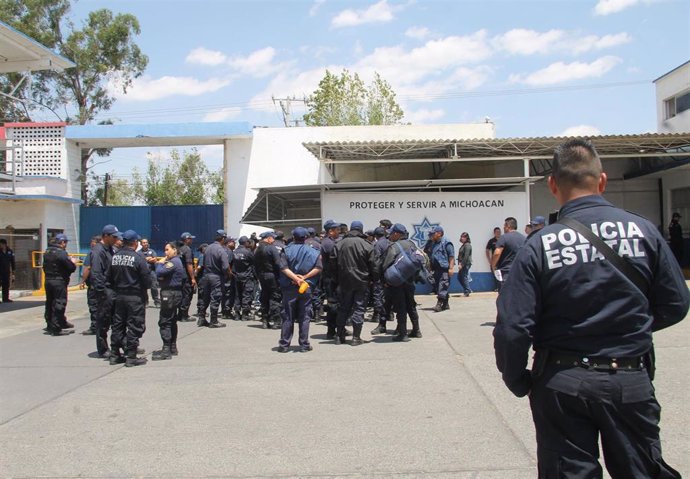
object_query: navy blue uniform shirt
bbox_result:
[494,195,690,397]
[43,245,76,282]
[202,242,229,277]
[495,231,525,275]
[108,247,152,294]
[178,244,194,278]
[279,242,322,289]
[156,256,186,289]
[232,245,255,278]
[90,242,113,292]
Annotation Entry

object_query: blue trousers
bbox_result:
[337,286,367,327]
[458,265,472,295]
[433,268,450,300]
[279,287,312,348]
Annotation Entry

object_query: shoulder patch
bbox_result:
[165,261,174,269]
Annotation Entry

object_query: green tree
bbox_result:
[303,69,404,126]
[135,149,223,206]
[0,0,149,201]
[87,171,139,206]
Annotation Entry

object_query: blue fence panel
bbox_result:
[80,206,151,252]
[150,205,224,254]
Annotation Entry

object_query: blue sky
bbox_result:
[62,0,689,176]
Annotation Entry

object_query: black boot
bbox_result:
[152,345,172,361]
[208,313,226,328]
[125,355,147,367]
[409,318,423,338]
[351,324,363,346]
[197,315,209,327]
[109,353,125,365]
[335,326,346,345]
[442,299,450,311]
[170,343,179,356]
[432,300,444,312]
[371,322,387,334]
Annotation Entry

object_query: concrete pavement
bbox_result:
[0,288,687,478]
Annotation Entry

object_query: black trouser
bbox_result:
[111,293,146,357]
[389,282,418,333]
[234,275,255,313]
[433,268,450,300]
[258,275,282,323]
[179,277,193,319]
[195,275,205,313]
[322,276,338,332]
[158,289,181,346]
[372,280,386,319]
[198,273,223,320]
[86,286,99,331]
[44,278,68,332]
[95,289,115,355]
[530,365,681,479]
[1,269,10,301]
[222,276,236,313]
[336,286,367,327]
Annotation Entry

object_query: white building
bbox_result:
[655,61,690,134]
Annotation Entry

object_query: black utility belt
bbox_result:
[547,353,645,371]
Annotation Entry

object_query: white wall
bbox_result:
[1,200,79,254]
[655,62,690,133]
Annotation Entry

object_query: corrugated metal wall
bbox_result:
[80,205,223,255]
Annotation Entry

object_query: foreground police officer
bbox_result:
[233,236,256,321]
[277,227,322,352]
[177,232,196,322]
[370,226,389,334]
[42,234,77,335]
[138,238,160,307]
[254,231,283,329]
[221,237,236,319]
[91,225,121,358]
[320,220,341,338]
[494,139,689,478]
[429,226,454,312]
[152,242,186,360]
[197,230,230,328]
[108,230,151,367]
[79,235,101,335]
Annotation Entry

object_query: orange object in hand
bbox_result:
[298,281,309,294]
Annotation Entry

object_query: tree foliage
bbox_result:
[0,0,149,201]
[303,69,404,126]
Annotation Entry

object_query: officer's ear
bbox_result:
[597,172,607,194]
[547,175,559,196]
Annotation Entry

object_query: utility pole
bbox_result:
[103,173,110,206]
[272,95,306,127]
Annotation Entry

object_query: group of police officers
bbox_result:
[38,138,689,478]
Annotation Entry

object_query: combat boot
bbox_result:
[335,326,346,345]
[442,299,450,311]
[170,343,179,356]
[109,354,125,365]
[351,324,363,346]
[241,309,252,321]
[208,314,227,328]
[392,333,410,342]
[197,315,209,327]
[125,355,147,367]
[152,345,172,361]
[432,300,444,312]
[409,318,423,338]
[371,323,387,334]
[326,324,336,339]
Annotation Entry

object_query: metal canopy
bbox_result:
[0,21,75,73]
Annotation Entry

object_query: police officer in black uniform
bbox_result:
[304,227,322,320]
[197,230,230,328]
[194,243,207,318]
[152,241,186,360]
[91,224,121,358]
[494,139,690,478]
[108,230,151,367]
[254,231,283,329]
[232,236,256,321]
[139,238,160,307]
[79,235,101,335]
[371,226,390,334]
[0,238,16,303]
[177,232,196,322]
[42,234,77,335]
[320,220,341,338]
[221,237,236,319]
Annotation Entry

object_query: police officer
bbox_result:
[305,227,321,249]
[194,243,208,318]
[42,234,77,335]
[494,139,690,478]
[333,220,376,345]
[152,241,186,360]
[177,232,197,322]
[491,217,525,291]
[79,235,101,335]
[304,227,322,320]
[254,231,283,329]
[320,220,341,339]
[277,227,322,352]
[138,238,160,307]
[0,238,16,303]
[108,230,151,367]
[197,230,230,328]
[380,224,422,342]
[232,236,256,321]
[428,226,454,312]
[371,226,390,334]
[91,225,121,358]
[221,237,236,319]
[669,212,683,264]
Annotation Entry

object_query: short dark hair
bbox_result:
[0,239,7,245]
[504,217,518,231]
[552,139,602,189]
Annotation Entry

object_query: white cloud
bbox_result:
[186,47,227,66]
[509,56,622,86]
[227,47,285,78]
[196,145,224,170]
[247,67,335,113]
[493,29,632,56]
[309,0,326,17]
[331,0,396,28]
[114,75,231,101]
[203,107,243,122]
[404,108,445,124]
[594,0,639,15]
[560,125,602,137]
[405,26,430,40]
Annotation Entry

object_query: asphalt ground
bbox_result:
[0,287,688,479]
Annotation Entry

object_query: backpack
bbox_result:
[384,242,426,286]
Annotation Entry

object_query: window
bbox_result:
[664,90,690,119]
